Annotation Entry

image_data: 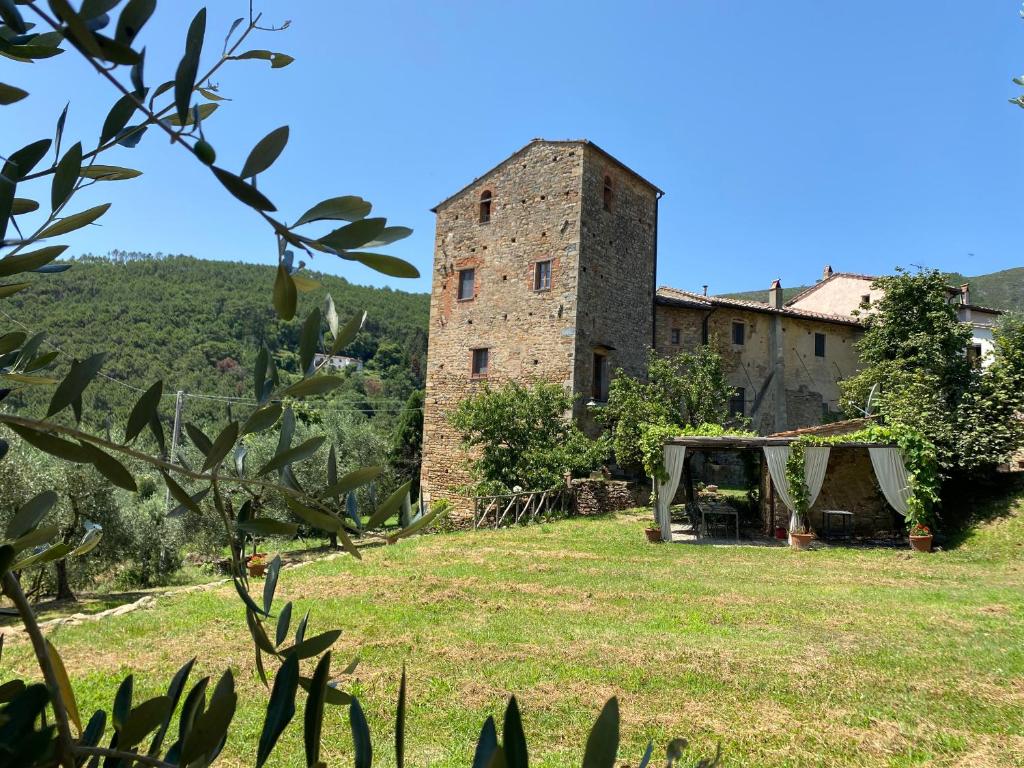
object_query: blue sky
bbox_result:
[7,1,1024,296]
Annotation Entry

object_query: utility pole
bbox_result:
[165,390,185,510]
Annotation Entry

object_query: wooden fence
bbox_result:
[473,487,571,529]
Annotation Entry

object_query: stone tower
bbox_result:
[420,139,661,508]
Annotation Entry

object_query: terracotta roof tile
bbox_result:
[656,286,862,327]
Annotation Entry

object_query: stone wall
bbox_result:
[654,302,861,433]
[571,478,640,516]
[760,447,898,536]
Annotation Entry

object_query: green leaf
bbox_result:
[318,218,386,251]
[364,226,413,248]
[85,444,137,492]
[256,652,299,768]
[0,0,27,35]
[350,697,372,768]
[37,203,110,238]
[12,523,60,553]
[160,471,203,517]
[181,671,236,765]
[286,629,342,661]
[116,0,155,45]
[272,262,297,320]
[185,422,212,455]
[304,651,331,767]
[365,481,411,530]
[343,252,420,279]
[231,49,293,68]
[263,554,281,613]
[503,696,528,768]
[323,466,382,498]
[294,196,371,227]
[396,666,406,768]
[125,380,162,442]
[236,518,298,537]
[14,541,72,568]
[148,658,195,759]
[297,675,351,706]
[11,198,39,215]
[167,101,217,127]
[79,165,143,181]
[49,0,103,60]
[119,696,171,749]
[5,490,57,540]
[241,125,289,179]
[260,437,326,478]
[242,403,282,435]
[278,376,344,399]
[174,8,206,124]
[386,505,442,543]
[211,166,276,212]
[0,544,13,577]
[51,141,82,211]
[0,82,27,105]
[47,352,106,418]
[3,139,52,182]
[331,310,366,355]
[233,577,270,618]
[246,608,277,655]
[276,602,293,647]
[299,307,320,375]
[8,424,92,463]
[197,86,226,101]
[271,53,294,68]
[472,717,498,768]
[582,697,619,768]
[113,674,133,731]
[46,640,81,735]
[202,421,238,471]
[0,245,67,277]
[283,496,341,534]
[100,93,138,144]
[0,331,26,354]
[0,285,36,300]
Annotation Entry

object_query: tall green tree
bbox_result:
[601,346,735,471]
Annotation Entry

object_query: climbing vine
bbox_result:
[782,424,939,533]
[640,423,756,482]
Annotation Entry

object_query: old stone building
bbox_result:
[420,140,660,504]
[420,139,870,506]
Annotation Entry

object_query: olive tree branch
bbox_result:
[1,571,75,768]
[20,6,262,182]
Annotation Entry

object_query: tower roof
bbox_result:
[430,139,663,212]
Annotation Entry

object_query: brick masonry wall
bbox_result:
[421,142,587,509]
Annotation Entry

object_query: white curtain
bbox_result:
[763,446,794,511]
[869,446,911,516]
[804,447,831,510]
[655,445,686,542]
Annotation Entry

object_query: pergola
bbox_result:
[653,434,911,542]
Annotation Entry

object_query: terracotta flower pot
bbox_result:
[645,527,662,543]
[247,559,267,577]
[790,532,814,551]
[909,534,933,553]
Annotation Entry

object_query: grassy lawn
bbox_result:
[4,499,1024,767]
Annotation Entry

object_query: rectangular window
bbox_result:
[729,387,746,417]
[701,317,710,345]
[471,348,489,378]
[731,321,745,346]
[670,328,681,345]
[534,260,552,291]
[457,268,475,301]
[592,352,609,402]
[814,332,826,358]
[969,344,983,368]
[860,294,871,307]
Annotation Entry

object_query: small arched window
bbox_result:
[479,190,492,223]
[602,176,613,212]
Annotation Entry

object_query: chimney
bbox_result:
[702,284,708,296]
[769,279,783,309]
[960,283,970,305]
[822,264,833,281]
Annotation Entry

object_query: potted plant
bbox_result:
[786,443,814,550]
[645,524,662,543]
[246,552,268,577]
[908,522,933,553]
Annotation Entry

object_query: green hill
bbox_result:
[4,253,430,429]
[722,267,1024,312]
